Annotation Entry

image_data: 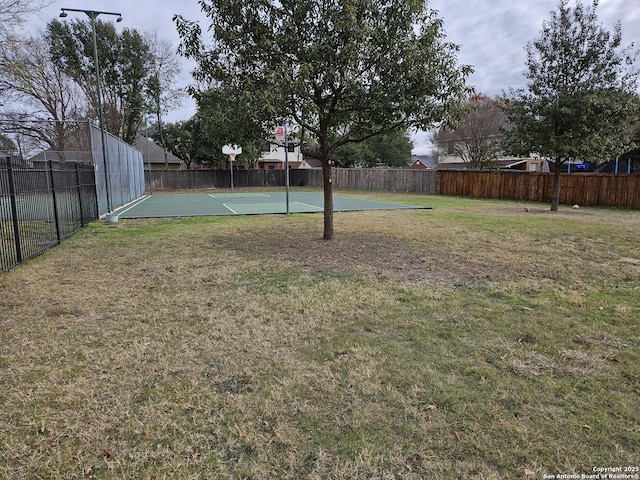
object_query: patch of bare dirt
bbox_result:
[220,228,519,288]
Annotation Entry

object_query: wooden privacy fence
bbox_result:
[332,168,438,193]
[144,168,639,208]
[291,168,439,193]
[146,169,286,191]
[438,170,640,208]
[147,168,439,194]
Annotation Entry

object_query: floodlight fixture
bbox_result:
[59,8,123,21]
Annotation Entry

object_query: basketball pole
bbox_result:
[284,123,290,215]
[222,144,241,193]
[229,154,235,193]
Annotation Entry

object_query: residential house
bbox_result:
[27,150,93,169]
[437,155,546,171]
[498,157,546,172]
[134,136,183,170]
[409,153,438,170]
[436,138,546,171]
[26,136,184,171]
[259,140,305,169]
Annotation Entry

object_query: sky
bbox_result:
[26,0,640,154]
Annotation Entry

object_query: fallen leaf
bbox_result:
[581,424,592,430]
[426,404,437,410]
[454,431,462,441]
[525,468,536,476]
[103,447,116,459]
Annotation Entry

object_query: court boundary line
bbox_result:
[209,193,272,199]
[111,195,150,217]
[221,201,325,215]
[295,202,324,211]
[223,203,239,214]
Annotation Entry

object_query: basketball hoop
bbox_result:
[222,144,242,192]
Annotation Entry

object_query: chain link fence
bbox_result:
[89,124,145,216]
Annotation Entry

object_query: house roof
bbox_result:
[27,150,93,165]
[437,157,541,170]
[411,154,438,169]
[304,158,323,168]
[134,136,183,165]
[25,136,184,166]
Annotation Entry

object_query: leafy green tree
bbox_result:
[160,120,197,169]
[47,18,154,144]
[332,129,413,168]
[192,87,272,169]
[175,0,472,239]
[501,0,639,210]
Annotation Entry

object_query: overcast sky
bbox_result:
[27,0,640,153]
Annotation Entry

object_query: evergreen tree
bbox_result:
[502,0,639,210]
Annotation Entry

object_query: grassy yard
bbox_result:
[1,191,638,479]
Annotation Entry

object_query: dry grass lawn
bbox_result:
[1,191,639,479]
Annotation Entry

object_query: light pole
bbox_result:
[59,8,122,215]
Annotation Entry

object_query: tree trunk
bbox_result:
[551,158,561,211]
[322,159,334,240]
[156,111,169,168]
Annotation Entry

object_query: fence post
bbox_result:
[6,157,23,264]
[47,157,62,243]
[75,162,84,227]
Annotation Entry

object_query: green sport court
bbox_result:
[111,191,429,219]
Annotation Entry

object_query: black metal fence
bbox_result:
[0,157,98,272]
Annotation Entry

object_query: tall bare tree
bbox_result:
[1,0,52,100]
[434,94,508,169]
[0,0,50,43]
[0,33,88,154]
[144,32,184,167]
